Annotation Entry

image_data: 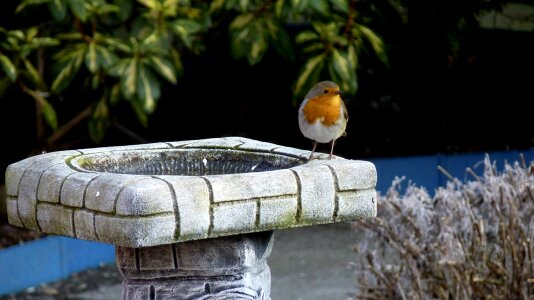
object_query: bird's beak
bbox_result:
[336,90,344,95]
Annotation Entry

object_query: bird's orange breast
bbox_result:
[303,95,341,126]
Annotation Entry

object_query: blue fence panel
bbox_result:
[371,149,534,193]
[0,237,115,295]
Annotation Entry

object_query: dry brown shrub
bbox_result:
[353,155,534,299]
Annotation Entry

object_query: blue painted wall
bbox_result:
[0,237,114,295]
[370,150,534,193]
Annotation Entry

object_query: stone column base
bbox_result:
[116,231,273,299]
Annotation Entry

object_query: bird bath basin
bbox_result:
[5,137,377,299]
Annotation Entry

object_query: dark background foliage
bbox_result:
[1,0,533,184]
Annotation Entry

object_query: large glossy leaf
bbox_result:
[22,58,46,89]
[85,41,98,73]
[95,45,118,69]
[27,89,58,130]
[15,0,50,13]
[172,19,202,49]
[89,96,109,143]
[120,58,138,99]
[49,0,68,21]
[309,0,329,15]
[31,37,60,48]
[248,27,268,65]
[296,31,320,44]
[129,98,148,127]
[229,13,253,30]
[270,26,295,62]
[51,46,85,92]
[0,53,17,82]
[331,48,351,82]
[68,0,88,22]
[294,53,326,96]
[136,66,160,113]
[147,56,177,83]
[355,24,388,66]
[330,0,348,13]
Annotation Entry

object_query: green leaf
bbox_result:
[112,0,132,22]
[136,66,160,113]
[330,0,348,13]
[137,0,158,9]
[274,0,285,17]
[295,53,325,95]
[109,83,121,105]
[31,37,60,47]
[268,24,295,63]
[27,89,58,130]
[16,0,50,13]
[0,53,17,82]
[95,45,118,69]
[302,43,324,53]
[309,0,328,15]
[147,56,176,83]
[89,96,109,143]
[85,41,98,73]
[51,46,85,92]
[331,48,351,82]
[296,31,320,44]
[120,58,137,99]
[356,24,388,66]
[49,0,67,21]
[68,0,88,22]
[230,13,254,30]
[248,28,268,65]
[210,0,225,12]
[22,58,45,89]
[169,48,183,77]
[172,19,202,49]
[99,36,131,53]
[130,98,148,127]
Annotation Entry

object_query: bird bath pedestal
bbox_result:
[5,137,377,299]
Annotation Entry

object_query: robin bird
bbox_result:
[298,81,348,160]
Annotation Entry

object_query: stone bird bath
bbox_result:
[5,137,376,299]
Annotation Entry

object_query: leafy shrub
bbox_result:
[0,0,387,147]
[353,155,534,299]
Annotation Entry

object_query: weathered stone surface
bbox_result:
[212,201,257,236]
[5,137,376,247]
[115,178,174,216]
[6,197,22,227]
[60,172,101,207]
[37,164,77,203]
[118,232,273,300]
[207,170,297,202]
[73,210,97,240]
[258,196,298,230]
[95,214,176,247]
[337,189,377,220]
[291,164,336,224]
[36,203,74,237]
[319,159,377,190]
[77,142,170,154]
[157,176,210,241]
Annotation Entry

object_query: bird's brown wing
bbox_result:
[341,100,349,122]
[341,100,348,136]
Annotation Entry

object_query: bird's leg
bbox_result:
[329,140,336,159]
[309,142,318,160]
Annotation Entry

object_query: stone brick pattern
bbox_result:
[117,231,273,300]
[5,137,377,247]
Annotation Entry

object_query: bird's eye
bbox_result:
[323,89,328,94]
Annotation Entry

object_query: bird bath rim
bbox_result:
[68,148,306,176]
[5,137,377,247]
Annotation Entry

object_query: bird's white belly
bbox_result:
[299,117,343,144]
